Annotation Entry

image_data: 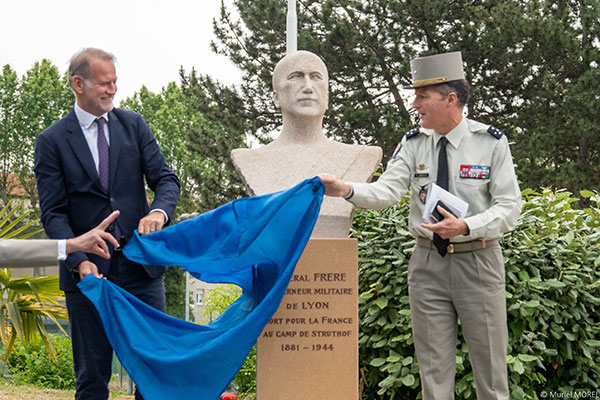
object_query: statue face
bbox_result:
[273,52,329,118]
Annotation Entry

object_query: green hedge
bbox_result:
[2,334,75,389]
[353,188,600,399]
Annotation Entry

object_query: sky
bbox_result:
[0,0,243,104]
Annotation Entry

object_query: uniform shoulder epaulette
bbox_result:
[405,127,421,140]
[392,127,420,159]
[487,125,503,140]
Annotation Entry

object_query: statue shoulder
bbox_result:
[230,147,247,157]
[358,144,383,158]
[231,147,249,160]
[319,140,380,156]
[230,146,268,168]
[356,145,383,168]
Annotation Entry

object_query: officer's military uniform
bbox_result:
[347,52,521,400]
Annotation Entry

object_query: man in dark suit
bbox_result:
[34,48,180,400]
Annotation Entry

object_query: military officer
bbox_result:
[319,51,521,399]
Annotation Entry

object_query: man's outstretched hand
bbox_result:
[67,210,120,258]
[318,174,352,197]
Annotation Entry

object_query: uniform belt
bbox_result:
[416,237,498,254]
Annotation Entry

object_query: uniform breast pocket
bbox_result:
[455,178,489,201]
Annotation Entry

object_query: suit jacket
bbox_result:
[0,239,58,268]
[34,108,180,291]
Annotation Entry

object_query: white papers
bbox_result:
[422,183,469,222]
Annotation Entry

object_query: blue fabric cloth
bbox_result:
[77,177,323,400]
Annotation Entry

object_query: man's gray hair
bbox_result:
[435,79,470,107]
[68,48,116,89]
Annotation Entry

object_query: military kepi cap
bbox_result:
[405,51,465,89]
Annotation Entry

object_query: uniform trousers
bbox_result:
[408,239,509,400]
[65,252,166,400]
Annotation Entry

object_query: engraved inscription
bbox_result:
[261,267,356,353]
[257,239,359,400]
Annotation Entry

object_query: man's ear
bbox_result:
[446,91,459,107]
[72,76,85,95]
[273,91,280,109]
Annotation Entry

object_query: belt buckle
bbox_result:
[448,244,455,254]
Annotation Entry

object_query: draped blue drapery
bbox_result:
[78,177,324,400]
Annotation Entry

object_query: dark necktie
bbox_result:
[433,136,450,257]
[95,118,122,240]
[95,118,109,191]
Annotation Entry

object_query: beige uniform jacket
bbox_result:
[0,239,58,267]
[350,118,522,241]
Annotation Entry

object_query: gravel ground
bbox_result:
[0,383,134,399]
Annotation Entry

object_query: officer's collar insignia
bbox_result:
[416,164,428,170]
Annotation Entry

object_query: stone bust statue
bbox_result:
[231,50,382,237]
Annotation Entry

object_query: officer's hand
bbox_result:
[420,206,469,239]
[77,260,103,280]
[318,174,352,198]
[67,211,120,258]
[138,211,165,235]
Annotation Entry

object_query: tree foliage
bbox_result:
[211,0,600,195]
[122,79,247,216]
[121,83,202,215]
[353,189,600,398]
[13,61,72,206]
[200,284,243,322]
[178,71,249,209]
[163,266,187,320]
[0,65,19,203]
[0,61,72,206]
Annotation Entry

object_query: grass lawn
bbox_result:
[0,383,134,399]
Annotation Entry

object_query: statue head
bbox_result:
[272,50,329,119]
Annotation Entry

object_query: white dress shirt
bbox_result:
[74,103,110,174]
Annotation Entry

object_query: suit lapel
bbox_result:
[108,110,123,190]
[65,109,103,190]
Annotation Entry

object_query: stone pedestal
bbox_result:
[257,238,358,400]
